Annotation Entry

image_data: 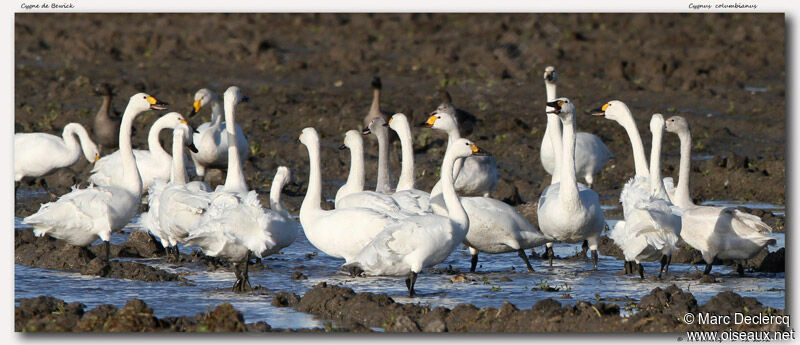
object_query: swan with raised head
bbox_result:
[664,115,775,276]
[343,138,490,297]
[15,122,100,194]
[386,113,433,214]
[299,127,396,262]
[183,86,285,292]
[140,123,210,260]
[540,66,613,187]
[91,83,121,151]
[187,88,249,178]
[604,113,682,279]
[425,104,498,197]
[362,117,393,193]
[425,116,551,272]
[23,93,168,261]
[537,98,605,270]
[88,112,190,192]
[335,129,412,218]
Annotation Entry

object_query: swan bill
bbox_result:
[471,144,491,156]
[591,103,610,116]
[424,114,438,127]
[187,142,199,153]
[190,100,202,116]
[362,127,371,135]
[338,144,347,150]
[545,100,565,113]
[146,96,168,110]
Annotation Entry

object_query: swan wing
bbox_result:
[24,185,114,245]
[727,208,773,235]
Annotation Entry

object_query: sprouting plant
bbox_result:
[490,286,502,292]
[250,142,261,156]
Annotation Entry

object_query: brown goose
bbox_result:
[92,83,121,151]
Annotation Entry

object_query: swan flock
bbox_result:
[17,67,777,296]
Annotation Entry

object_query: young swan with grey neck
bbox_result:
[537,97,605,270]
[24,93,168,262]
[344,138,489,297]
[664,116,775,277]
[363,117,393,193]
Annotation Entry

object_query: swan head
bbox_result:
[451,138,491,158]
[543,66,558,83]
[129,92,168,112]
[157,112,190,129]
[299,127,319,147]
[363,117,388,136]
[545,97,575,120]
[273,166,295,188]
[190,88,218,116]
[387,113,409,133]
[424,105,458,131]
[650,113,666,134]
[224,86,250,106]
[340,129,363,151]
[84,142,101,164]
[591,100,630,123]
[665,115,690,135]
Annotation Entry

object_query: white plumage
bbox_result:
[15,123,100,181]
[187,88,249,178]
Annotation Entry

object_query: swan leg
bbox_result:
[591,250,598,271]
[703,262,713,275]
[623,261,631,274]
[172,244,181,262]
[39,178,58,200]
[736,261,745,277]
[638,263,645,280]
[405,271,418,297]
[546,246,554,267]
[241,258,252,291]
[658,255,668,279]
[581,240,589,258]
[665,255,672,274]
[517,249,535,273]
[232,262,242,292]
[104,240,111,262]
[470,253,479,273]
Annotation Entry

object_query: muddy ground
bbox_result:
[14,13,786,332]
[15,282,787,333]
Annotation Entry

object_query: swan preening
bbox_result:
[540,66,613,188]
[663,116,775,276]
[23,93,168,261]
[15,122,100,194]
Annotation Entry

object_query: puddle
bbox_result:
[14,208,786,329]
[692,155,715,161]
[743,85,768,93]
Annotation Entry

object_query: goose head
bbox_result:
[387,113,410,133]
[362,117,388,136]
[424,105,458,131]
[650,113,666,133]
[545,97,576,121]
[450,138,491,159]
[665,115,690,135]
[591,100,631,123]
[299,127,319,147]
[543,66,558,84]
[129,92,168,112]
[224,86,250,106]
[190,88,219,116]
[340,129,363,151]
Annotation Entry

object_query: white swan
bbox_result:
[537,98,605,270]
[540,66,613,187]
[88,112,190,192]
[15,122,100,193]
[664,115,775,276]
[334,129,413,218]
[386,113,433,214]
[363,117,393,193]
[23,93,168,260]
[343,138,489,296]
[605,113,682,279]
[140,123,211,260]
[299,127,396,263]
[188,88,249,178]
[425,104,498,197]
[184,86,287,292]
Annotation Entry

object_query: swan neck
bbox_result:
[210,99,224,125]
[546,113,563,184]
[301,138,323,214]
[620,114,649,177]
[170,133,187,184]
[395,123,415,191]
[674,131,694,208]
[649,126,667,198]
[118,105,142,195]
[343,139,365,193]
[270,178,289,217]
[441,151,468,230]
[375,128,392,193]
[559,115,579,205]
[147,118,171,159]
[64,124,92,162]
[223,99,247,193]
